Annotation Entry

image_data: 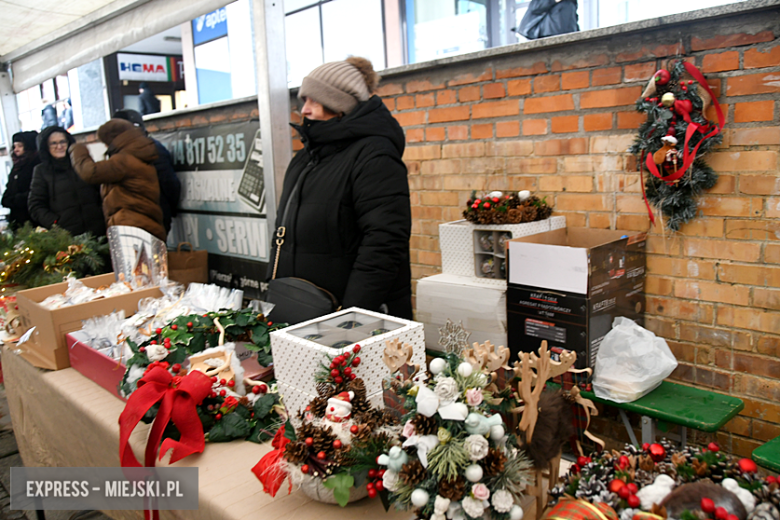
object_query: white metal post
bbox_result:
[0,71,21,149]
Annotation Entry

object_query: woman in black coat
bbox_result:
[269,57,412,320]
[2,131,40,229]
[27,126,106,237]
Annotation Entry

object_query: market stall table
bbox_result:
[1,346,416,520]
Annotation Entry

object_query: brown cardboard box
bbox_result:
[16,273,163,370]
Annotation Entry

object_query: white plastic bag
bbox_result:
[592,317,678,403]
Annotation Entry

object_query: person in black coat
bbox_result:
[2,131,41,229]
[113,109,181,234]
[269,57,413,320]
[138,82,161,116]
[27,126,106,237]
[59,98,74,130]
[41,101,58,130]
[517,0,579,40]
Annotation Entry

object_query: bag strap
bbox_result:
[272,161,316,280]
[177,242,193,253]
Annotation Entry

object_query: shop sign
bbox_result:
[192,7,229,46]
[117,53,169,82]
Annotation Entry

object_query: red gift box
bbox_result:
[67,331,127,401]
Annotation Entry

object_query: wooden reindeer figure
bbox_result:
[383,338,419,381]
[513,341,577,519]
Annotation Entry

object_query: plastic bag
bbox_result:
[592,317,678,403]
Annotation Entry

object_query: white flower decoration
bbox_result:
[382,469,400,492]
[434,496,451,515]
[434,377,460,404]
[145,343,168,362]
[464,434,490,461]
[492,489,514,513]
[461,496,486,518]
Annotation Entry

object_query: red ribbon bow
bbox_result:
[119,367,212,469]
[641,62,725,224]
[251,425,292,497]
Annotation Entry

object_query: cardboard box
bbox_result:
[439,216,565,286]
[506,228,646,370]
[271,307,425,417]
[416,274,507,353]
[66,331,127,400]
[15,273,163,370]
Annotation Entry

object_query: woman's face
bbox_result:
[12,142,25,157]
[301,97,338,121]
[48,132,69,159]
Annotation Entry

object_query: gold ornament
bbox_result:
[661,92,675,107]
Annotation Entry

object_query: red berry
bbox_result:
[367,488,377,499]
[688,80,694,85]
[577,456,590,467]
[187,322,193,328]
[571,464,580,474]
[715,507,728,520]
[738,458,758,473]
[379,469,386,477]
[368,469,377,479]
[215,413,222,420]
[220,378,226,385]
[366,482,375,491]
[171,324,177,330]
[727,515,739,520]
[161,362,169,369]
[333,440,342,449]
[252,385,261,394]
[172,363,181,372]
[471,204,479,209]
[627,495,640,508]
[352,357,361,367]
[349,373,356,380]
[301,464,310,474]
[344,367,352,375]
[211,376,217,383]
[475,199,482,204]
[150,340,157,345]
[305,437,314,447]
[701,498,715,513]
[227,380,235,387]
[258,383,268,393]
[375,481,384,492]
[618,455,630,469]
[353,345,361,353]
[335,376,343,384]
[483,202,491,209]
[155,328,162,335]
[708,442,720,452]
[317,451,326,460]
[331,369,339,377]
[627,483,638,494]
[219,389,226,397]
[642,443,650,451]
[330,362,337,369]
[649,443,666,462]
[618,486,631,499]
[139,346,146,353]
[767,476,777,484]
[350,425,359,434]
[492,197,499,203]
[608,479,626,494]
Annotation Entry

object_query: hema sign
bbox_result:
[117,53,169,82]
[192,7,228,45]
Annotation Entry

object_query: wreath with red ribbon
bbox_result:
[629,60,725,231]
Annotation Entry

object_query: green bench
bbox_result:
[752,436,780,473]
[577,380,744,447]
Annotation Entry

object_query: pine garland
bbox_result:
[629,60,722,231]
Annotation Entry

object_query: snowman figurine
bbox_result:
[325,391,354,423]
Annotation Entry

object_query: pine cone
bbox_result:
[411,414,438,436]
[507,208,523,223]
[379,408,399,427]
[400,460,427,487]
[310,425,337,454]
[284,441,309,464]
[520,205,538,222]
[317,382,335,398]
[309,397,328,418]
[480,447,507,476]
[297,422,318,441]
[414,508,430,520]
[438,476,466,501]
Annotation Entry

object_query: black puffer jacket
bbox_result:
[269,95,412,319]
[2,131,40,229]
[27,126,106,237]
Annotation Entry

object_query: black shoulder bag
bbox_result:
[265,162,340,325]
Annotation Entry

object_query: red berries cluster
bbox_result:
[144,360,170,374]
[701,497,739,520]
[328,345,361,384]
[609,479,639,508]
[251,383,268,394]
[366,468,385,498]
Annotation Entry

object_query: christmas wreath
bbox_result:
[629,60,724,231]
[463,191,553,225]
[0,224,109,288]
[548,441,778,520]
[253,344,401,506]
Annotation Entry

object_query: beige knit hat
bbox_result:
[298,57,380,115]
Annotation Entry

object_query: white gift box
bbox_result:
[439,216,565,286]
[271,307,425,417]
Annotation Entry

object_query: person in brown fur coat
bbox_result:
[70,119,166,241]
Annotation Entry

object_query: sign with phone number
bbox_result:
[153,121,271,299]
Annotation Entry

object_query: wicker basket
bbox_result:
[298,474,369,504]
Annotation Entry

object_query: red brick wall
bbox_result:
[369,8,780,455]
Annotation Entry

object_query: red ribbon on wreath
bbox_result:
[118,367,212,519]
[641,62,725,224]
[251,425,292,497]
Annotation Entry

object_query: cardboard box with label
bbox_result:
[506,228,646,370]
[15,273,163,370]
